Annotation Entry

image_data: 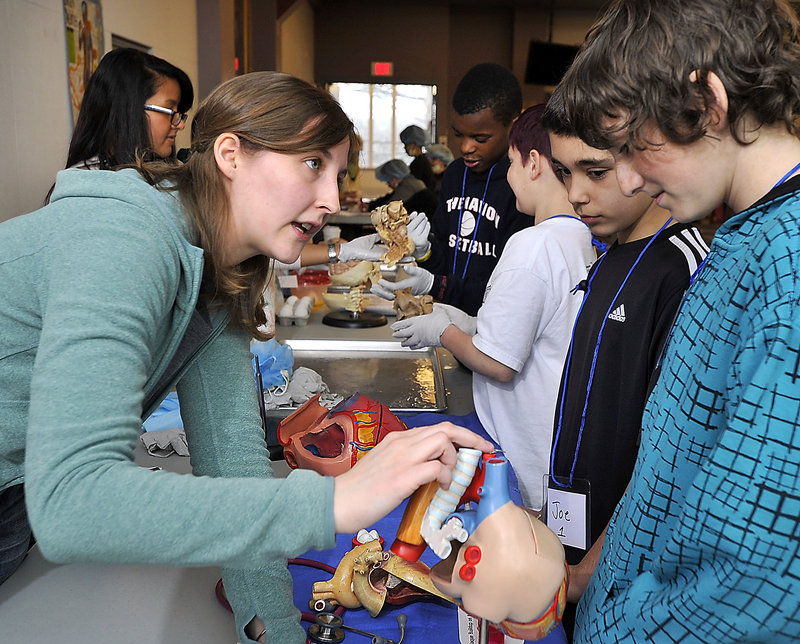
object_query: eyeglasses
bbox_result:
[144,104,188,127]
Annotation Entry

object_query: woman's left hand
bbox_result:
[332,422,494,534]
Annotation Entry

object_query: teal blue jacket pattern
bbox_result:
[0,168,335,643]
[576,179,800,642]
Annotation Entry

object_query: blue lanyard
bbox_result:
[452,162,497,279]
[545,213,606,251]
[550,217,674,488]
[545,214,607,252]
[774,161,800,189]
[689,256,706,286]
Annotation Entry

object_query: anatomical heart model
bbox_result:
[425,451,569,641]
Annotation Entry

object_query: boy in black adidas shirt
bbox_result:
[542,102,709,640]
[372,63,533,315]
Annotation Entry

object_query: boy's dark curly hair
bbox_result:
[554,0,800,151]
[452,63,522,127]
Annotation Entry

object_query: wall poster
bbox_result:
[63,0,104,126]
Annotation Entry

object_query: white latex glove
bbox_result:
[337,233,385,262]
[391,307,452,349]
[371,264,435,300]
[407,211,432,259]
[433,302,477,336]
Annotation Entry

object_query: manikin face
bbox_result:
[145,76,185,158]
[549,133,657,243]
[451,108,510,175]
[429,456,567,640]
[222,136,349,266]
[431,504,567,640]
[277,393,407,475]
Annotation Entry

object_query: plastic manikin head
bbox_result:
[277,392,407,476]
[428,456,568,640]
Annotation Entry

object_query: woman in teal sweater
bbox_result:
[0,71,492,643]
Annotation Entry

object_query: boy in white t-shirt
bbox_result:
[391,104,596,510]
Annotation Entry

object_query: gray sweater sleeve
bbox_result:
[178,325,336,643]
[20,183,334,643]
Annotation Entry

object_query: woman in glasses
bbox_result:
[0,71,492,643]
[66,47,193,170]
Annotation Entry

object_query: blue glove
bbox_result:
[337,233,385,262]
[407,211,432,259]
[251,338,294,388]
[142,391,183,432]
[371,264,435,300]
[434,303,477,336]
[391,306,452,349]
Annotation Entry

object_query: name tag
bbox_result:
[544,476,590,550]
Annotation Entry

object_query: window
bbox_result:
[328,82,437,168]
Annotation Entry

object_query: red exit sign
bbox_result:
[371,61,394,76]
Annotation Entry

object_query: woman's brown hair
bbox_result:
[138,72,359,340]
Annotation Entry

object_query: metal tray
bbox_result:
[282,338,446,413]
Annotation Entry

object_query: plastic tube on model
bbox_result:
[421,448,481,558]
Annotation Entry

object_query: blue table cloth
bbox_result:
[290,412,568,644]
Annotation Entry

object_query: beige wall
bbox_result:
[0,0,596,220]
[0,0,197,222]
[312,1,597,165]
[277,0,314,83]
[314,1,451,94]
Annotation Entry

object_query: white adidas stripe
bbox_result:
[669,227,710,275]
[682,226,711,254]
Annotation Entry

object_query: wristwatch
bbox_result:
[327,242,339,264]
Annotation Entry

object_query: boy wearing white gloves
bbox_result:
[329,208,432,264]
[392,105,596,510]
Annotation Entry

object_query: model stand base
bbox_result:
[322,310,387,328]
